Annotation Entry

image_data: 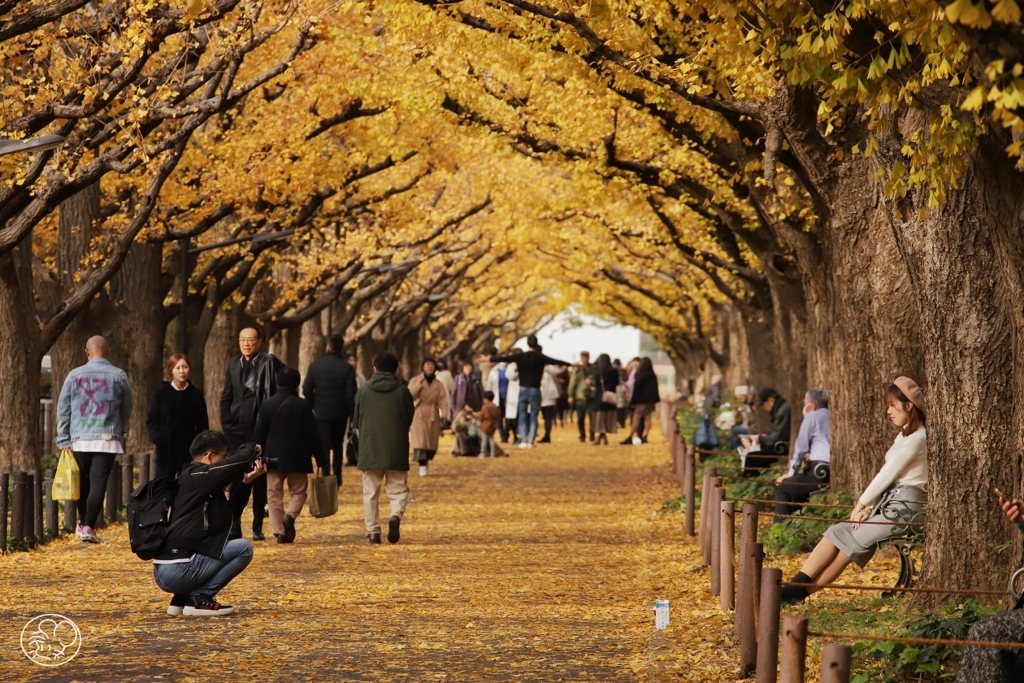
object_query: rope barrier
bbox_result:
[807,631,1024,650]
[728,496,854,509]
[783,582,1007,596]
[709,465,783,472]
[697,448,789,459]
[770,512,925,526]
[715,476,830,487]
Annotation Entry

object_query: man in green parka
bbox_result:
[353,351,415,544]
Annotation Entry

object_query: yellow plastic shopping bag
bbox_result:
[52,448,80,501]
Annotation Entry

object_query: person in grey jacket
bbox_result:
[56,336,133,543]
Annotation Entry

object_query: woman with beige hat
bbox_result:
[781,376,927,604]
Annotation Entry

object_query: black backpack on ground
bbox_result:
[127,476,177,560]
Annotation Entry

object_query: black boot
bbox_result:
[780,572,813,604]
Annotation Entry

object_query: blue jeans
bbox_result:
[518,387,541,444]
[153,538,253,598]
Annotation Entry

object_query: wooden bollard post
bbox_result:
[737,504,758,634]
[10,472,27,543]
[720,500,735,611]
[121,454,134,506]
[150,451,159,482]
[710,484,724,595]
[43,468,57,538]
[32,469,43,542]
[106,463,120,523]
[684,444,696,536]
[675,436,686,490]
[138,450,150,487]
[753,542,764,628]
[700,466,717,565]
[64,499,77,533]
[820,644,851,683]
[21,471,34,543]
[755,568,782,683]
[739,542,764,677]
[0,473,7,553]
[780,615,808,683]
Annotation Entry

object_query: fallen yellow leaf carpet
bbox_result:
[0,421,741,682]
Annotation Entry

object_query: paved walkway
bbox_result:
[0,424,736,682]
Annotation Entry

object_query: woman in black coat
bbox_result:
[590,353,619,445]
[621,357,660,445]
[253,367,328,544]
[147,354,210,480]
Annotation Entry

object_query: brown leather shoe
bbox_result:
[367,533,382,545]
[283,514,296,543]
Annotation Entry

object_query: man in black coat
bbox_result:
[219,325,284,541]
[302,333,358,481]
[256,367,328,544]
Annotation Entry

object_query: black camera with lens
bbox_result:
[255,456,279,471]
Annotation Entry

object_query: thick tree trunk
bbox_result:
[886,138,1024,599]
[299,315,325,379]
[0,244,41,473]
[203,307,237,430]
[107,240,167,454]
[51,183,104,402]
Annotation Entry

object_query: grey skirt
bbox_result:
[594,409,618,434]
[824,485,926,568]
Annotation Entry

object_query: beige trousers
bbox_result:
[266,470,308,536]
[361,469,409,534]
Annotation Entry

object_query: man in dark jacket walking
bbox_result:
[353,352,415,545]
[220,325,284,541]
[302,333,358,480]
[153,431,266,616]
[256,367,328,544]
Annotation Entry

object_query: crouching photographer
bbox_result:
[153,430,267,616]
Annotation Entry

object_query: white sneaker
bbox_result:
[419,465,428,477]
[478,453,485,459]
[632,437,643,445]
[80,526,100,543]
[526,443,535,449]
[518,442,529,449]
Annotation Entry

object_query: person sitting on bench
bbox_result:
[773,388,831,524]
[780,377,926,604]
[740,387,791,476]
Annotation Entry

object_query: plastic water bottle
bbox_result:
[654,599,670,629]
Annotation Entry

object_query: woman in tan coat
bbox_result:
[408,358,449,477]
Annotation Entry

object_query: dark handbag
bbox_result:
[694,412,719,450]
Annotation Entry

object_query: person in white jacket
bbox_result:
[503,360,520,446]
[538,365,562,443]
[780,376,927,604]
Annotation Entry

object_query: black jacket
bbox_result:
[302,351,358,422]
[146,382,209,480]
[629,370,661,406]
[592,367,620,411]
[154,444,257,561]
[219,352,283,446]
[253,388,328,473]
[490,350,569,388]
[761,398,792,451]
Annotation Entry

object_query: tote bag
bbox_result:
[308,470,338,518]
